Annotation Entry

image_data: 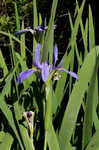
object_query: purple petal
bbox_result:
[14,29,28,36]
[27,111,32,117]
[17,69,37,84]
[57,68,79,80]
[52,44,58,67]
[41,62,51,82]
[35,26,43,31]
[14,28,35,36]
[33,43,41,68]
[28,28,35,34]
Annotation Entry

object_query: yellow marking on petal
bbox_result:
[32,66,41,73]
[45,71,56,87]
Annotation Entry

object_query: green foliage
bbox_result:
[85,129,99,150]
[0,0,98,150]
[0,15,12,31]
[0,132,14,150]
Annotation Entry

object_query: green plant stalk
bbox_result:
[44,82,52,150]
[33,0,38,58]
[44,132,47,150]
[14,2,20,31]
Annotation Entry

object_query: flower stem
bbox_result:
[44,131,47,150]
[44,82,52,149]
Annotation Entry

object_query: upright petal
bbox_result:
[17,69,37,84]
[57,68,79,80]
[41,17,45,30]
[41,62,51,82]
[33,43,41,67]
[35,19,45,31]
[52,44,58,67]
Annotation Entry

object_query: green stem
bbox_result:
[44,82,52,149]
[44,131,47,150]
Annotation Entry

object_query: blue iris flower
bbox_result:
[14,19,56,36]
[17,43,79,84]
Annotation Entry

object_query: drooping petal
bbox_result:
[33,43,41,68]
[14,29,28,36]
[41,62,51,82]
[57,68,79,80]
[28,28,35,34]
[52,44,58,67]
[17,69,37,84]
[14,28,35,36]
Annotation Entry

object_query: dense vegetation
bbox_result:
[0,0,99,150]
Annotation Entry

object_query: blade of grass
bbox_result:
[14,2,20,31]
[47,122,60,150]
[0,49,8,76]
[67,0,85,51]
[93,76,99,130]
[0,31,33,56]
[89,5,95,51]
[0,133,13,150]
[19,21,31,89]
[41,0,58,64]
[82,8,96,148]
[33,0,38,57]
[58,46,98,150]
[54,50,74,114]
[0,49,11,96]
[85,129,99,150]
[80,18,88,57]
[20,21,26,60]
[76,0,88,57]
[82,56,97,150]
[0,62,24,150]
[68,12,82,66]
[9,33,17,68]
[33,0,38,29]
[9,33,19,97]
[54,0,85,114]
[0,31,21,43]
[54,51,69,109]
